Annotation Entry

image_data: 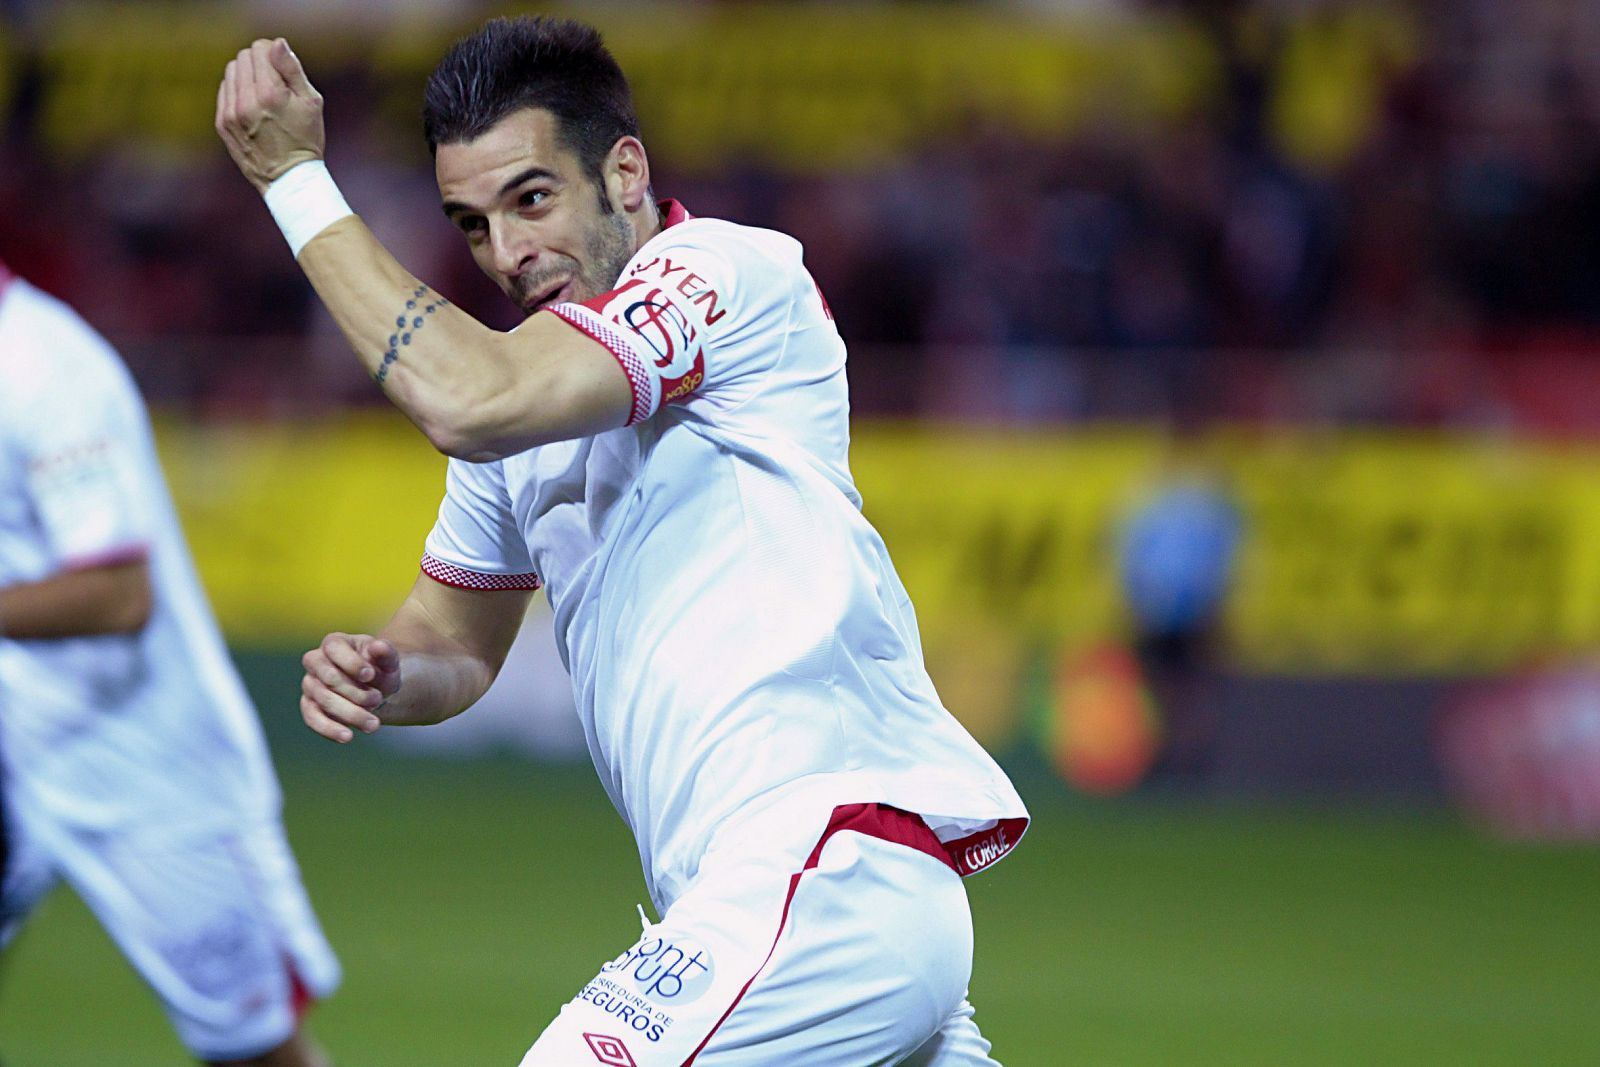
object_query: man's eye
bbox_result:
[458,216,487,236]
[519,190,547,210]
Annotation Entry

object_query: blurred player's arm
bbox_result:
[0,559,152,639]
[214,39,630,462]
[299,572,531,743]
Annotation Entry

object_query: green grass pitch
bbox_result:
[2,655,1599,1064]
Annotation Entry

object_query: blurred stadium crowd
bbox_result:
[4,0,1600,433]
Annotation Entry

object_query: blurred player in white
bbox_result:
[0,260,340,1066]
[217,18,1027,1065]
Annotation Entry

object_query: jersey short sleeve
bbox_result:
[547,220,796,425]
[421,458,541,591]
[2,288,151,569]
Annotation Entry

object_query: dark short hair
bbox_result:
[422,16,639,186]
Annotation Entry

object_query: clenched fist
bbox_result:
[215,37,325,193]
[300,632,402,743]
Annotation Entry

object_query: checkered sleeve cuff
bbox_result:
[421,553,541,591]
[548,302,659,426]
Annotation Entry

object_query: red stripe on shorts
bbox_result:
[289,964,312,1022]
[944,816,1029,876]
[679,803,952,1065]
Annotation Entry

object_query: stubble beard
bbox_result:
[514,207,636,314]
[575,207,637,305]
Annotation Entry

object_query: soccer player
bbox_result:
[0,260,340,1066]
[217,19,1028,1065]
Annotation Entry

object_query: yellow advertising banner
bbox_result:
[1219,432,1596,674]
[155,414,448,640]
[13,2,1407,173]
[157,417,1600,685]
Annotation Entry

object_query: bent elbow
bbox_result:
[418,392,545,461]
[419,420,470,459]
[403,342,584,461]
[419,415,505,462]
[404,380,513,461]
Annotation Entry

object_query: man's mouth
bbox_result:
[520,278,570,314]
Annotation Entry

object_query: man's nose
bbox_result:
[489,220,537,277]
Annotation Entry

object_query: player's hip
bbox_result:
[522,801,974,1066]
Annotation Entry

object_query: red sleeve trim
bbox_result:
[61,542,151,571]
[421,553,541,591]
[547,303,653,426]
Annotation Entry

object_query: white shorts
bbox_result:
[0,802,340,1062]
[521,803,1000,1066]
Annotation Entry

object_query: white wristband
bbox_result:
[263,160,353,258]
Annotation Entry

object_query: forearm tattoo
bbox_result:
[375,285,451,386]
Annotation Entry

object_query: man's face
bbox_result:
[436,107,636,316]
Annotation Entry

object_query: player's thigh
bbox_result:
[57,818,338,1062]
[902,999,1002,1067]
[521,828,974,1066]
[701,831,974,1065]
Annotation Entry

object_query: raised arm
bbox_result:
[300,572,532,743]
[295,220,629,459]
[214,38,631,461]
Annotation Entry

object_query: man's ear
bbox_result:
[607,136,651,213]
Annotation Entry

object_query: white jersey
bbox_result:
[0,270,281,834]
[423,203,1028,909]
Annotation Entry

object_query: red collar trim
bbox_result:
[658,199,692,229]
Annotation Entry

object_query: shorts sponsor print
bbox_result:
[576,931,718,1045]
[604,931,717,1004]
[577,978,666,1043]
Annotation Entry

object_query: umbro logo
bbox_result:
[583,1032,638,1067]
